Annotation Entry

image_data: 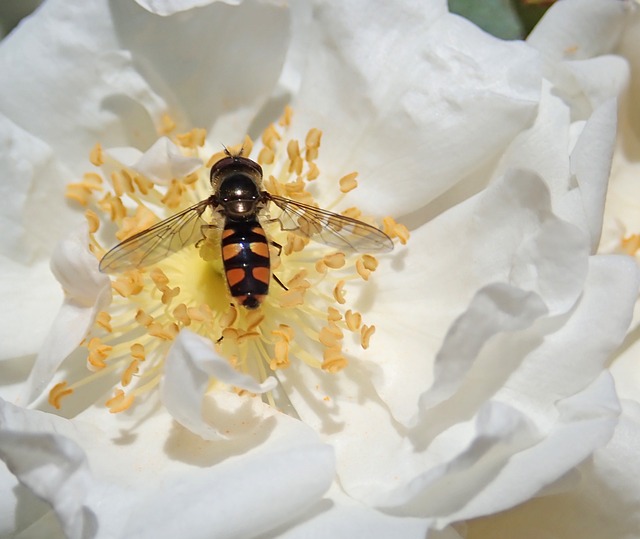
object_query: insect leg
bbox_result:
[269,240,288,291]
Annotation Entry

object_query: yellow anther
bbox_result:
[65,185,91,206]
[272,324,294,342]
[161,179,185,209]
[262,124,281,150]
[361,324,376,349]
[117,205,158,241]
[322,347,347,373]
[319,324,343,348]
[133,174,154,195]
[339,172,358,193]
[218,304,237,328]
[258,147,275,165]
[221,327,240,343]
[327,306,342,322]
[383,216,410,245]
[183,172,199,186]
[66,173,103,206]
[97,192,127,222]
[89,142,104,166]
[280,287,306,308]
[356,254,378,281]
[121,360,140,386]
[173,303,191,326]
[87,337,112,369]
[621,234,640,256]
[148,321,179,341]
[112,271,144,297]
[341,206,362,220]
[111,170,134,196]
[322,252,346,269]
[284,233,308,255]
[176,128,207,148]
[95,311,112,332]
[130,343,146,360]
[287,140,302,170]
[159,113,176,135]
[305,128,322,150]
[279,105,293,126]
[345,310,362,331]
[85,209,100,234]
[106,389,135,413]
[226,135,253,157]
[48,381,73,410]
[150,267,170,287]
[333,280,346,304]
[270,339,290,369]
[305,128,322,162]
[160,284,180,305]
[286,270,309,289]
[135,309,154,327]
[306,162,320,181]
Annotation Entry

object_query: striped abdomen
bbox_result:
[221,218,270,309]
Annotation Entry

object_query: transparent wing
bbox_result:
[267,194,393,253]
[99,198,218,273]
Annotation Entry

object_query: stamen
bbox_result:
[356,254,378,281]
[159,113,177,135]
[48,381,73,409]
[333,280,347,304]
[339,172,358,193]
[621,234,640,256]
[96,311,112,332]
[105,389,135,413]
[345,310,362,331]
[176,128,207,149]
[58,107,405,413]
[89,143,104,166]
[383,216,410,245]
[360,324,376,349]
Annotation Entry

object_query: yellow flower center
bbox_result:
[53,107,409,413]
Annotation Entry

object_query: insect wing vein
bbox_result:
[99,199,215,273]
[267,194,393,253]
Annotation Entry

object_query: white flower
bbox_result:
[1,0,638,538]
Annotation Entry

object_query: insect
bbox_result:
[99,153,394,309]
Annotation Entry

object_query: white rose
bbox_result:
[1,1,637,538]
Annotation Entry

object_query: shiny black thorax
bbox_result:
[210,155,266,220]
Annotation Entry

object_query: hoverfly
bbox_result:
[99,154,394,309]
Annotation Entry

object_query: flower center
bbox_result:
[53,107,408,413]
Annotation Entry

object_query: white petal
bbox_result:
[161,330,276,440]
[570,99,618,250]
[20,226,111,405]
[464,399,640,539]
[0,0,290,175]
[1,391,336,538]
[0,398,131,539]
[0,257,60,361]
[0,113,78,263]
[418,284,546,411]
[290,3,541,215]
[134,0,235,17]
[266,484,435,539]
[363,169,588,424]
[527,0,628,61]
[126,443,335,539]
[106,137,202,185]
